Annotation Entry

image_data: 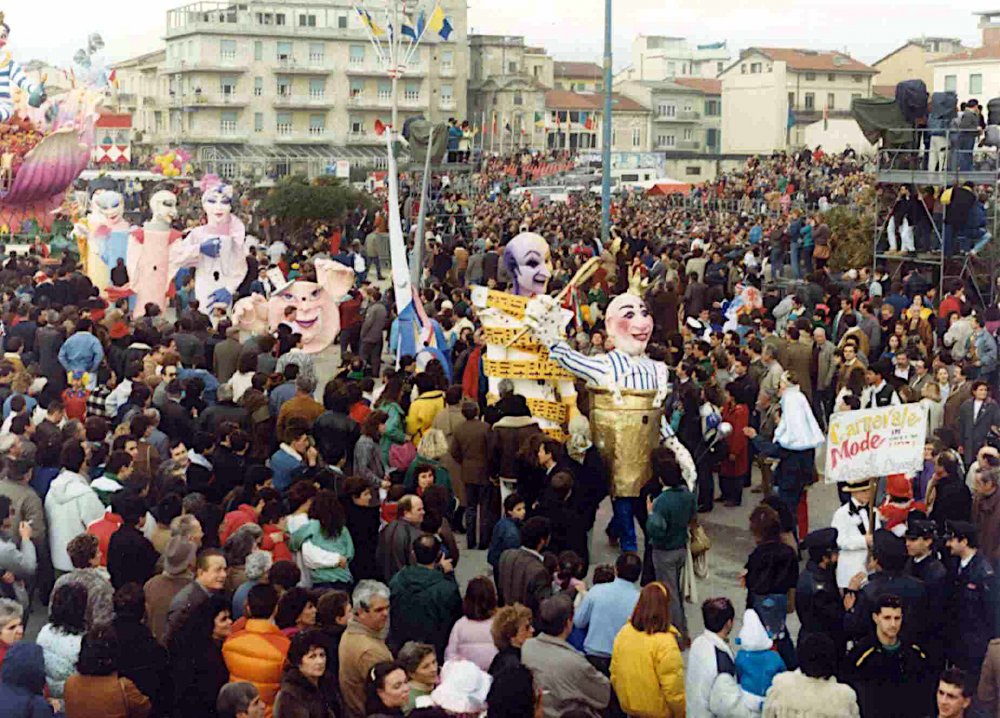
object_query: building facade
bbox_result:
[929,12,1000,97]
[872,37,964,93]
[617,36,730,82]
[720,47,875,154]
[615,77,721,153]
[553,61,603,92]
[113,0,468,179]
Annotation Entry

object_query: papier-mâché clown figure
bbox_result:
[176,174,248,310]
[78,189,130,292]
[524,266,695,553]
[0,13,46,123]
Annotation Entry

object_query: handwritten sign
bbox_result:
[824,404,927,484]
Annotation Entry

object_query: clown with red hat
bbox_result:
[878,473,926,537]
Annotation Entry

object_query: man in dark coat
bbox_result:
[796,527,845,662]
[845,530,929,649]
[945,520,997,676]
[35,311,66,390]
[106,493,159,590]
[451,402,493,550]
[498,516,553,611]
[958,381,1000,466]
[212,326,243,384]
[387,534,462,660]
[904,518,949,670]
[842,594,934,718]
[159,380,195,446]
[374,495,424,583]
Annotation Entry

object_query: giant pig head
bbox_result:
[267,258,357,353]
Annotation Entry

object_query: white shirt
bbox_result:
[831,498,875,589]
[961,552,975,570]
[975,399,984,421]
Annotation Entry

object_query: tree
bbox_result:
[828,187,877,272]
[257,175,374,237]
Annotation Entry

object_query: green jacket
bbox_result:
[387,564,462,658]
[379,401,407,463]
[289,519,355,585]
[402,456,453,497]
[646,487,696,551]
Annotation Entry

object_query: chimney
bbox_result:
[980,12,1000,48]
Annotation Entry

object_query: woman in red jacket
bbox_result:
[718,383,750,507]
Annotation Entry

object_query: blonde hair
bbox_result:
[417,428,449,461]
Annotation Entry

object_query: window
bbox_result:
[612,129,616,145]
[686,166,702,176]
[683,127,692,140]
[220,39,236,61]
[254,112,263,132]
[276,77,291,96]
[440,83,453,105]
[717,61,723,74]
[309,114,325,135]
[349,116,364,134]
[632,128,641,147]
[220,110,238,134]
[805,72,816,81]
[377,79,391,100]
[750,62,761,74]
[275,13,286,25]
[404,81,420,102]
[338,15,348,29]
[852,74,864,82]
[659,134,675,147]
[569,111,579,123]
[827,93,835,110]
[309,43,324,63]
[788,92,795,110]
[299,14,316,26]
[660,104,676,117]
[154,111,163,132]
[945,75,957,92]
[350,45,365,65]
[508,61,518,73]
[256,12,272,24]
[309,78,325,98]
[740,64,746,74]
[851,92,862,101]
[707,128,719,148]
[254,41,262,61]
[220,77,237,95]
[804,92,815,110]
[828,73,835,82]
[276,112,292,134]
[350,79,365,98]
[971,74,983,94]
[705,99,719,116]
[441,49,454,70]
[513,91,523,106]
[254,77,263,96]
[276,41,292,61]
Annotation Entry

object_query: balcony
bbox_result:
[789,108,853,124]
[274,57,331,74]
[161,59,249,74]
[678,110,700,121]
[347,94,391,110]
[185,93,249,107]
[654,113,692,123]
[142,97,158,107]
[274,128,331,144]
[273,94,334,108]
[186,131,249,143]
[439,100,456,111]
[400,95,427,108]
[346,63,425,77]
[677,139,700,151]
[439,65,456,77]
[347,131,376,144]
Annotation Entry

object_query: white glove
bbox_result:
[524,294,564,348]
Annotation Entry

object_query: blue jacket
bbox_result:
[0,642,56,718]
[57,331,103,374]
[487,517,521,568]
[269,447,306,492]
[447,125,462,150]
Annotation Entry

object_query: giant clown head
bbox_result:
[200,174,233,225]
[502,231,552,297]
[150,189,178,225]
[605,292,654,357]
[266,259,357,353]
[94,190,125,226]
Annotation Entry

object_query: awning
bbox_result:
[199,143,387,163]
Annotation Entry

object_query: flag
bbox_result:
[534,111,544,128]
[374,118,387,136]
[108,68,118,88]
[438,17,453,40]
[786,106,795,129]
[555,112,561,127]
[427,5,446,33]
[416,9,427,36]
[585,115,594,130]
[401,22,417,41]
[357,8,385,37]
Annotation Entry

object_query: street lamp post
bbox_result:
[600,0,612,245]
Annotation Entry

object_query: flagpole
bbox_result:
[411,125,434,290]
[490,112,495,154]
[600,0,613,245]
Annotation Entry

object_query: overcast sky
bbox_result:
[7,0,987,70]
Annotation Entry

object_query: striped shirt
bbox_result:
[548,341,662,391]
[0,57,36,120]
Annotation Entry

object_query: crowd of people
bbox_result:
[0,144,995,718]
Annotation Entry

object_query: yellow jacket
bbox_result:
[406,390,445,445]
[610,622,685,718]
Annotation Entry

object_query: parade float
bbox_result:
[0,17,101,234]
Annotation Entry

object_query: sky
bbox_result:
[6,0,988,70]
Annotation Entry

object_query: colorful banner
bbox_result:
[824,404,927,484]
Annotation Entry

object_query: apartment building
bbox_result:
[720,47,875,154]
[872,36,964,95]
[553,61,604,92]
[616,76,721,153]
[616,36,730,82]
[929,12,1000,98]
[112,0,468,179]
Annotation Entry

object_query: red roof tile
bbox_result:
[553,61,604,79]
[750,47,876,73]
[673,78,722,94]
[933,46,1000,62]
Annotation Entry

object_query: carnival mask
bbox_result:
[95,191,125,224]
[150,190,178,224]
[605,293,654,357]
[202,186,233,224]
[503,232,552,297]
[266,259,356,353]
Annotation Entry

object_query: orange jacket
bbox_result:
[222,619,290,706]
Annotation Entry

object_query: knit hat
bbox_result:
[163,536,196,576]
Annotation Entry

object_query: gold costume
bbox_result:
[588,388,663,498]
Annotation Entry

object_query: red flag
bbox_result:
[374,119,386,136]
[585,116,594,130]
[555,112,561,127]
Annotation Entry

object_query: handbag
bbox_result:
[813,244,831,260]
[389,441,417,470]
[689,522,711,557]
